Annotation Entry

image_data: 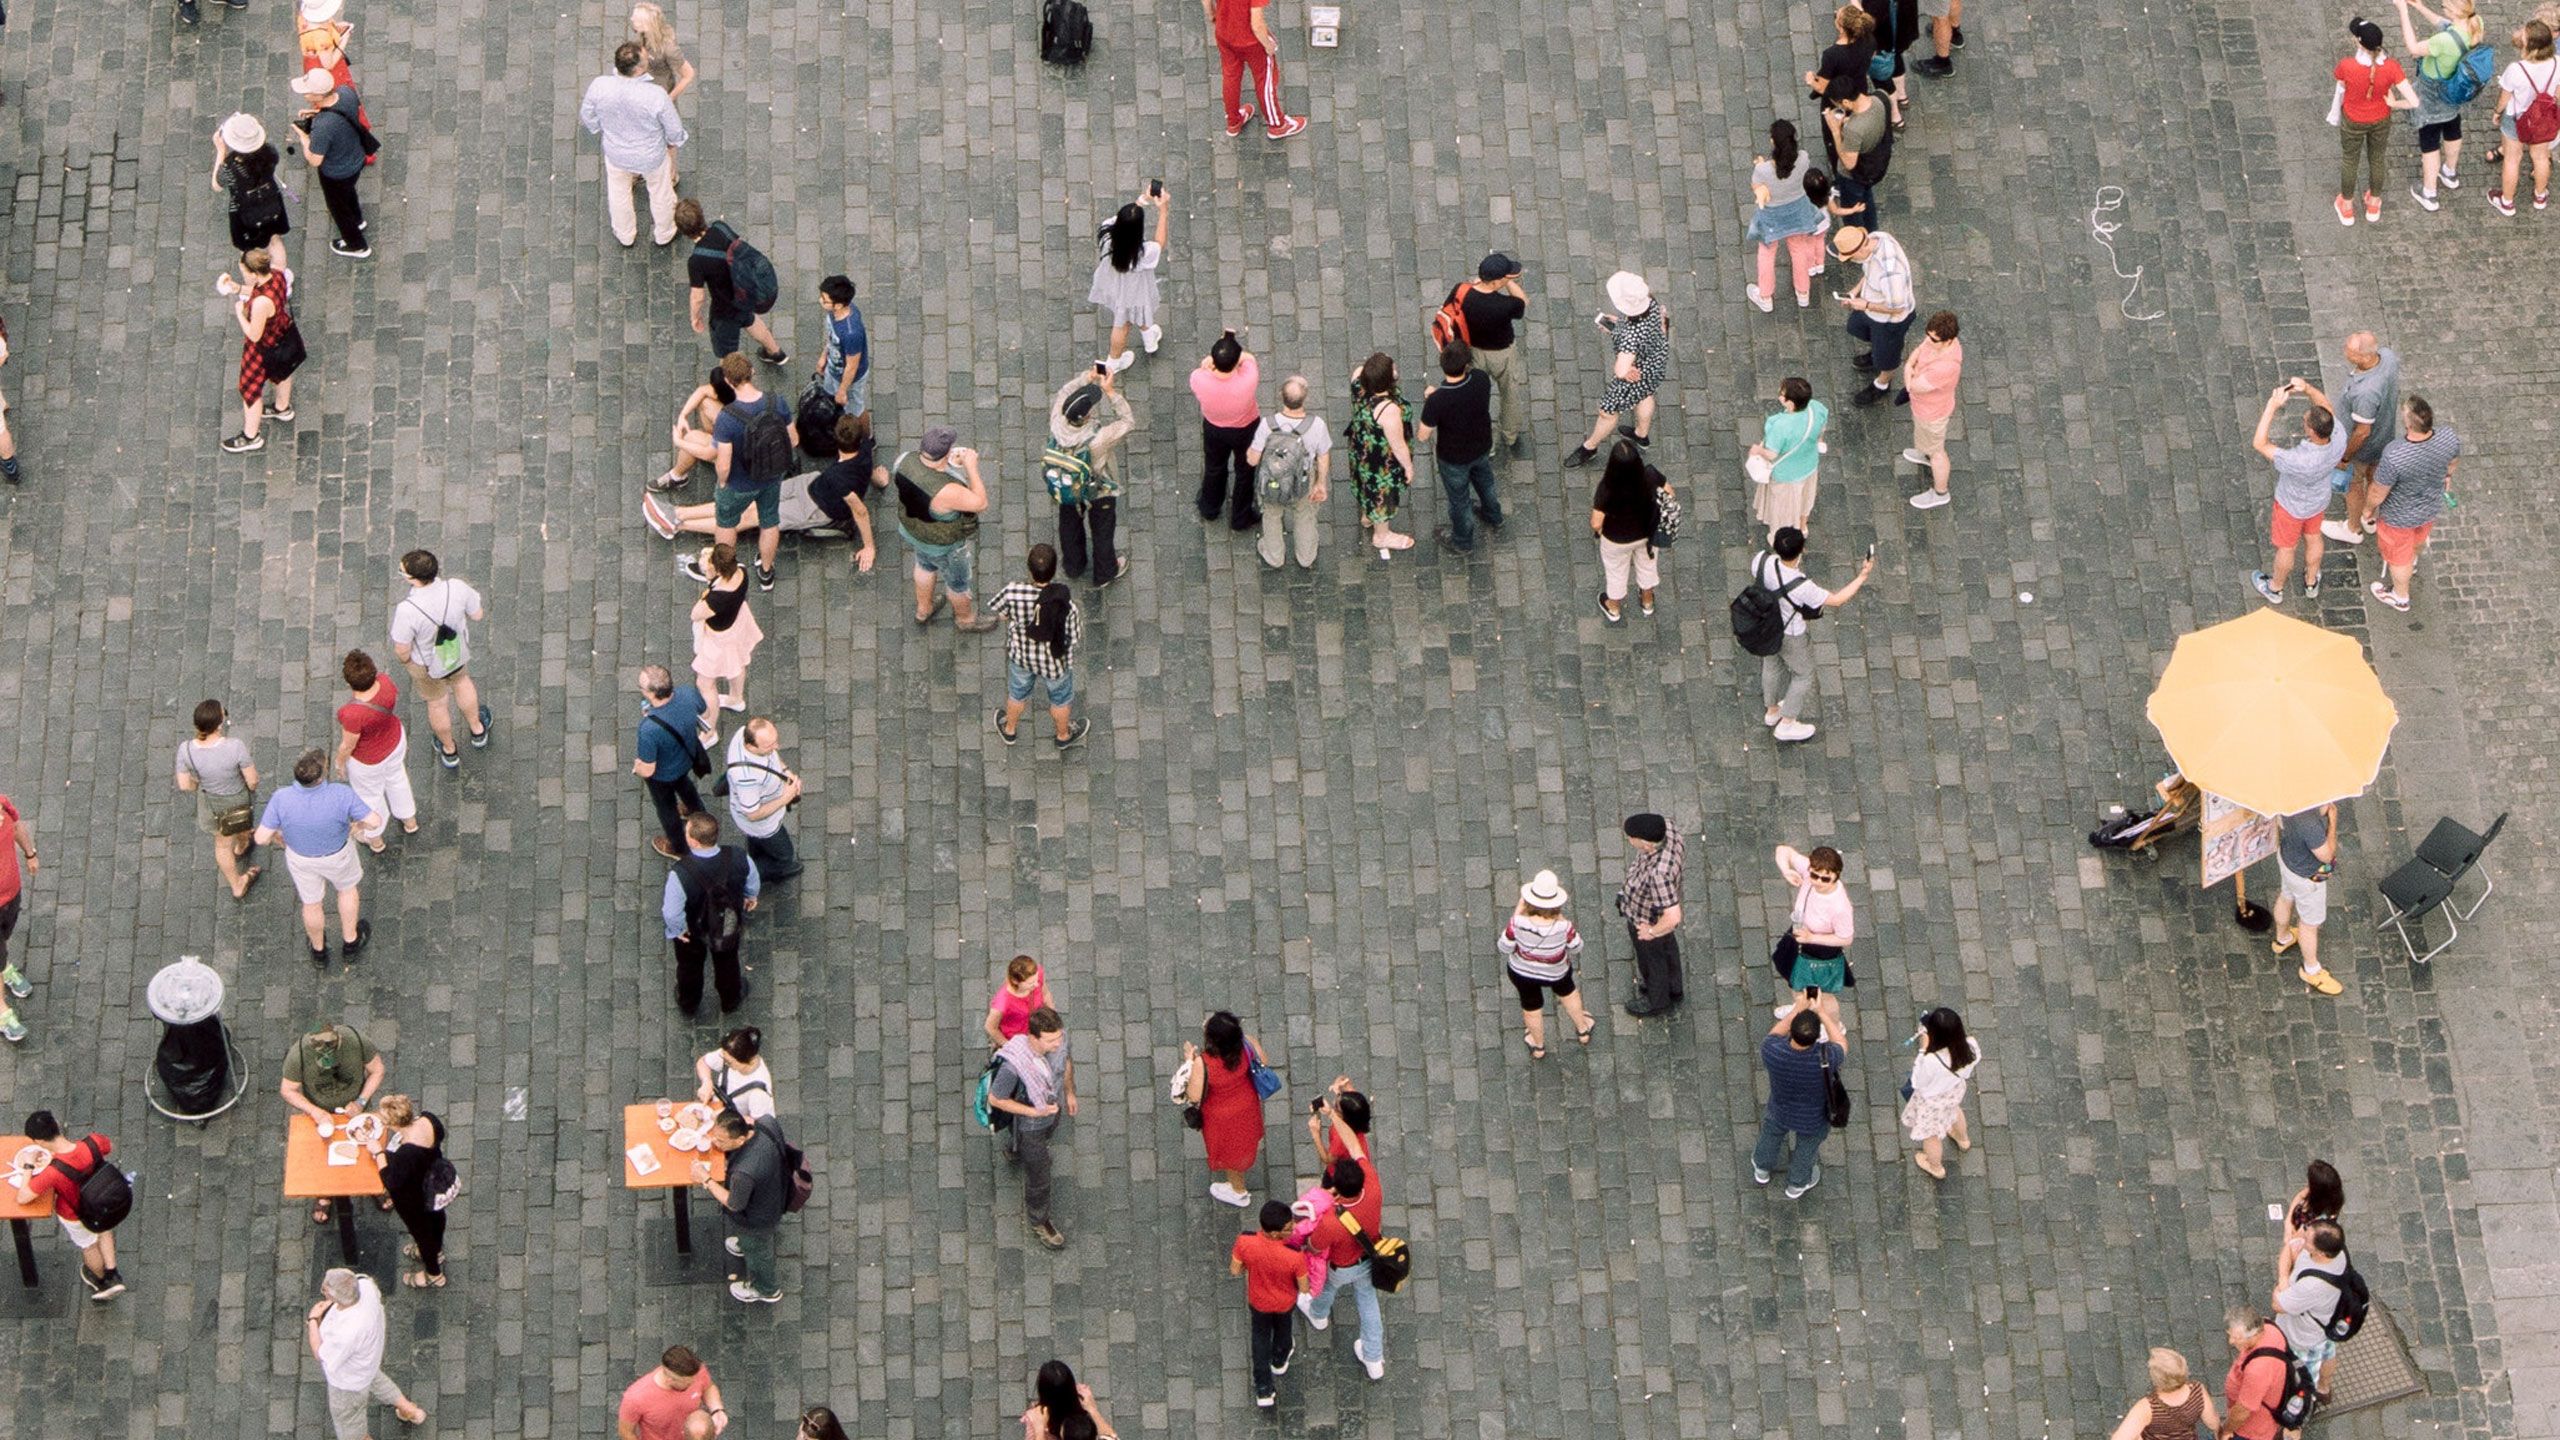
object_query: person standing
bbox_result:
[332,650,418,854]
[256,751,381,967]
[390,549,491,768]
[634,665,711,861]
[2108,1349,2220,1440]
[1915,0,1962,75]
[1182,1011,1267,1206]
[2273,1222,2351,1404]
[2398,0,2487,209]
[695,1026,778,1119]
[1833,226,1916,407]
[1417,340,1503,554]
[1822,88,1893,231]
[2321,333,2402,546]
[212,113,291,271]
[1566,272,1672,465]
[1089,191,1171,373]
[1805,4,1877,104]
[1753,997,1845,1199]
[1902,312,1965,507]
[1205,0,1307,138]
[217,249,302,454]
[1298,1156,1387,1379]
[1046,368,1136,586]
[698,1110,791,1301]
[1745,122,1828,312]
[1770,844,1854,1015]
[1589,440,1662,623]
[0,316,19,486]
[891,427,997,631]
[175,700,263,900]
[1498,869,1594,1057]
[987,1005,1077,1249]
[984,956,1054,1046]
[0,792,27,1042]
[1446,253,1530,452]
[2361,395,2457,611]
[2489,20,2558,216]
[663,812,758,1015]
[581,42,688,247]
[308,1269,428,1438]
[723,718,803,883]
[812,276,871,418]
[1864,0,1920,127]
[1616,813,1686,1016]
[280,1022,388,1223]
[629,2,695,180]
[688,542,765,723]
[1022,1361,1118,1440]
[1346,353,1418,556]
[1901,1006,1979,1180]
[1753,528,1877,744]
[2334,18,2420,225]
[709,353,796,591]
[2249,378,2346,605]
[1746,378,1830,541]
[677,200,788,364]
[2273,802,2343,995]
[1231,1200,1309,1407]
[988,545,1091,751]
[362,1094,450,1289]
[1190,330,1262,530]
[618,1348,726,1440]
[2219,1306,2295,1440]
[9,1110,125,1297]
[291,71,371,259]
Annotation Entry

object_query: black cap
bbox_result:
[1478,252,1522,281]
[1062,383,1102,425]
[1624,813,1668,844]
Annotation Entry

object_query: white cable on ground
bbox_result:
[2089,186,2166,322]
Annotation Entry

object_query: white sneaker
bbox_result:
[1908,489,1951,510]
[1140,324,1163,353]
[1209,1181,1251,1207]
[1773,720,1817,743]
[2319,518,2364,545]
[1763,710,1781,729]
[1297,1293,1327,1329]
[1105,351,1136,375]
[723,1237,743,1257]
[1255,1394,1276,1409]
[1744,283,1774,314]
[1784,1167,1821,1200]
[1900,447,1929,465]
[1355,1340,1386,1380]
[1266,1356,1289,1377]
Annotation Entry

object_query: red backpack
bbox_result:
[2518,61,2560,145]
[1426,283,1472,348]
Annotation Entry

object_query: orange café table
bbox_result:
[282,1114,387,1265]
[623,1104,725,1256]
[0,1134,56,1288]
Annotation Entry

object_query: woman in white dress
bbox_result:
[1088,188,1171,374]
[1901,1006,1979,1179]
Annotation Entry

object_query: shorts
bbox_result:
[716,480,783,534]
[843,369,871,419]
[2280,860,2329,928]
[2418,116,2463,152]
[286,843,364,903]
[1007,661,1074,708]
[2270,506,2322,548]
[400,660,460,702]
[58,1214,101,1250]
[1508,969,1578,1011]
[1849,309,1913,371]
[911,538,976,594]
[2375,519,2433,568]
[1910,414,1949,453]
[708,309,746,359]
[2299,1333,2338,1386]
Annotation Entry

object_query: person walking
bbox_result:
[581,42,688,247]
[663,812,758,1015]
[988,544,1092,751]
[2107,1349,2220,1440]
[1746,378,1830,541]
[707,354,796,591]
[280,1022,388,1223]
[217,249,303,454]
[1916,0,1962,75]
[291,70,371,259]
[9,1110,126,1298]
[1590,439,1662,623]
[2273,802,2343,995]
[723,718,802,883]
[628,1,695,180]
[0,792,27,1042]
[212,113,291,271]
[1833,226,1916,407]
[1753,527,1878,743]
[2398,0,2487,209]
[1566,272,1671,465]
[2334,17,2420,225]
[1231,1199,1309,1407]
[617,1348,726,1440]
[891,426,997,631]
[361,1094,451,1289]
[1745,121,1829,312]
[697,1110,791,1301]
[695,1025,778,1119]
[2249,377,2346,605]
[332,651,418,853]
[1418,339,1504,554]
[1441,253,1530,453]
[1497,869,1594,1057]
[688,542,764,724]
[2321,333,2403,547]
[1206,0,1307,138]
[1616,813,1686,1016]
[256,750,381,967]
[1190,330,1262,530]
[308,1269,428,1438]
[1901,1006,1978,1179]
[1901,312,1965,507]
[678,200,788,364]
[984,955,1054,1046]
[1022,1361,1118,1440]
[2489,19,2559,215]
[1754,996,1845,1199]
[1046,367,1135,587]
[634,665,711,860]
[175,699,262,899]
[987,1005,1077,1249]
[1345,352,1418,556]
[1298,1156,1388,1379]
[2362,395,2456,611]
[389,549,491,767]
[1089,189,1170,373]
[812,276,871,418]
[1770,844,1854,1016]
[1182,1010,1267,1206]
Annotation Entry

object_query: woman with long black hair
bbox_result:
[1087,188,1171,374]
[990,543,1089,750]
[1589,439,1663,622]
[1745,120,1828,311]
[1020,1359,1119,1440]
[1901,1007,1979,1179]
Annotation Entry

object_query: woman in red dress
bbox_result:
[219,250,300,454]
[1182,1010,1266,1209]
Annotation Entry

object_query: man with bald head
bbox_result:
[723,716,802,883]
[2321,332,2400,547]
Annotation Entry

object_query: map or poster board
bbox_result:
[2200,791,2278,888]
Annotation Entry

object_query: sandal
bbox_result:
[1575,1018,1596,1044]
[1914,1153,1947,1179]
[402,1270,446,1289]
[234,865,263,901]
[1522,1032,1546,1060]
[394,1401,429,1425]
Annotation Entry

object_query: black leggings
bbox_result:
[1509,971,1577,1012]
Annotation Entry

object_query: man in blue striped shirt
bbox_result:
[580,44,689,247]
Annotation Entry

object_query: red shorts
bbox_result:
[2375,520,2433,567]
[2269,507,2320,548]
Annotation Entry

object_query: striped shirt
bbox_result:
[579,72,688,174]
[1498,913,1583,983]
[2371,427,2458,530]
[1853,232,1915,320]
[989,581,1081,678]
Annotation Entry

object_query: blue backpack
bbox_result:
[2436,27,2496,107]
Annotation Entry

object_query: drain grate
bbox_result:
[2316,1298,2428,1421]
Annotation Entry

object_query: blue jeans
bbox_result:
[1309,1257,1383,1361]
[1831,174,1877,230]
[1007,661,1074,708]
[1436,454,1502,549]
[1752,1113,1827,1189]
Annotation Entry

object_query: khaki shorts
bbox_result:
[401,660,460,702]
[2280,860,2328,929]
[287,843,364,903]
[1911,414,1950,454]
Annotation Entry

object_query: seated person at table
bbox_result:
[280,1021,388,1224]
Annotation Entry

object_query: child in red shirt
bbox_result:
[1229,1200,1309,1406]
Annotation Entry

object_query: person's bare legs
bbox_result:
[1522,1004,1547,1056]
[950,592,984,627]
[1220,1168,1250,1194]
[912,563,938,621]
[745,316,784,356]
[1631,395,1658,441]
[2269,539,2300,595]
[1107,321,1132,366]
[213,832,253,896]
[336,885,363,945]
[419,692,457,755]
[1558,987,1594,1042]
[2501,140,2525,203]
[1916,1133,1947,1178]
[2386,554,2415,603]
[300,899,328,951]
[1950,1111,1971,1151]
[2534,143,2555,199]
[756,526,779,574]
[1000,696,1027,738]
[1579,410,1622,452]
[2342,464,2374,540]
[241,395,264,442]
[2441,133,2464,183]
[271,375,294,417]
[453,674,485,744]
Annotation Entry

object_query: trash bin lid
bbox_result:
[147,956,226,1023]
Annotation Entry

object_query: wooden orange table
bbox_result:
[622,1103,725,1255]
[0,1135,58,1288]
[282,1114,387,1265]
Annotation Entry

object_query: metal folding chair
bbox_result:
[2377,857,2458,966]
[2414,812,2505,922]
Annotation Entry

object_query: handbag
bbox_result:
[215,794,258,837]
[1247,1044,1283,1101]
[1649,471,1685,547]
[260,323,308,374]
[1820,1048,1851,1128]
[1768,933,1800,985]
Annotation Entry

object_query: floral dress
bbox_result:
[1345,392,1407,526]
[1600,303,1670,413]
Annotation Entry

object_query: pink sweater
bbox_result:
[1190,354,1262,428]
[1903,338,1963,424]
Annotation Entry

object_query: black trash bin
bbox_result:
[145,957,243,1124]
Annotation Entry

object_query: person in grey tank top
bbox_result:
[173,698,262,898]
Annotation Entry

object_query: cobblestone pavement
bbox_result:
[0,0,2534,1432]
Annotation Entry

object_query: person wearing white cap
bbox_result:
[582,42,690,246]
[211,113,292,271]
[291,68,372,258]
[1566,272,1672,467]
[1498,870,1592,1058]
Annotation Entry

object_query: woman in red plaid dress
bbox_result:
[220,251,300,454]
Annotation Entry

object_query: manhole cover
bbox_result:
[2316,1298,2426,1421]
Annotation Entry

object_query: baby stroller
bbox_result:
[2088,772,2201,856]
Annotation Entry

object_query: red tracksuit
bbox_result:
[1213,0,1288,132]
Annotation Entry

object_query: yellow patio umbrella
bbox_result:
[2145,608,2399,818]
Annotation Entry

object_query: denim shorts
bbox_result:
[716,480,782,532]
[1007,660,1074,707]
[912,537,975,593]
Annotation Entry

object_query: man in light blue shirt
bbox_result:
[579,43,688,247]
[659,812,760,1014]
[254,749,382,967]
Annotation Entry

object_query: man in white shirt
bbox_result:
[724,718,802,883]
[308,1268,426,1440]
[1244,374,1332,570]
[1756,526,1876,743]
[578,42,689,246]
[389,549,489,769]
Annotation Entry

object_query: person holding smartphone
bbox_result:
[1752,528,1877,744]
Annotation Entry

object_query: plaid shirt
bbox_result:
[1852,232,1915,321]
[989,581,1081,678]
[1616,829,1686,925]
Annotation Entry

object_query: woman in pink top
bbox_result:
[1901,312,1964,509]
[984,954,1053,1045]
[1772,844,1855,1017]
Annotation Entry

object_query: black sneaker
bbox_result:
[755,562,775,592]
[1851,353,1879,372]
[1094,557,1129,590]
[221,432,266,453]
[470,703,491,747]
[91,1270,127,1301]
[437,743,461,769]
[265,404,296,421]
[994,710,1019,746]
[1951,24,1964,46]
[341,919,372,959]
[677,554,711,584]
[1853,384,1890,407]
[1054,718,1091,752]
[330,239,372,259]
[179,0,200,20]
[1564,446,1597,468]
[311,944,330,969]
[1918,55,1953,76]
[1631,432,1652,449]
[758,348,790,367]
[1475,504,1506,529]
[1,462,21,484]
[1433,528,1475,554]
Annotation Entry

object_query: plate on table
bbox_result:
[626,1145,662,1177]
[669,1127,703,1152]
[343,1113,384,1143]
[326,1141,361,1167]
[11,1143,50,1175]
[677,1103,716,1130]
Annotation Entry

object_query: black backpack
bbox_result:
[234,175,289,232]
[1041,0,1092,63]
[737,395,796,486]
[676,849,750,950]
[2308,1253,2372,1342]
[54,1139,134,1232]
[696,225,780,314]
[2247,1344,2318,1429]
[1730,553,1812,657]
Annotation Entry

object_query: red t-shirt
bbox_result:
[336,680,404,765]
[1308,1156,1384,1267]
[1232,1233,1303,1313]
[2334,54,2406,124]
[2221,1325,2290,1440]
[617,1368,712,1440]
[1212,0,1265,52]
[25,1134,111,1222]
[0,795,20,905]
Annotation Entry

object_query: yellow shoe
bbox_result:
[2270,929,2298,955]
[2300,966,2342,996]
